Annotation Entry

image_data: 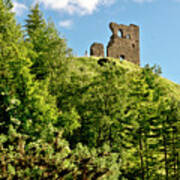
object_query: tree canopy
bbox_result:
[0,1,180,179]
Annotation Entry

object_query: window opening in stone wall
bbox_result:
[132,44,135,48]
[118,29,123,38]
[120,55,125,60]
[126,34,131,39]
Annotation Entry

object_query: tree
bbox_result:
[3,0,12,9]
[56,61,129,148]
[25,3,71,82]
[0,0,59,146]
[0,132,121,179]
[25,4,80,138]
[25,3,45,37]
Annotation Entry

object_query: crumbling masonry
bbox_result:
[90,43,104,57]
[90,22,140,65]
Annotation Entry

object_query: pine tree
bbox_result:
[0,0,58,145]
[25,3,45,38]
[118,65,165,179]
[25,3,71,82]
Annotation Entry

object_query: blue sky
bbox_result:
[12,0,180,84]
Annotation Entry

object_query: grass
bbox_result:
[68,56,180,100]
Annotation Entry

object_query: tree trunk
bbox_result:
[163,134,169,180]
[139,131,145,180]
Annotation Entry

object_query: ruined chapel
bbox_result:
[90,22,140,65]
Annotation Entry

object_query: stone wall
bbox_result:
[90,43,104,57]
[90,22,140,65]
[107,22,140,65]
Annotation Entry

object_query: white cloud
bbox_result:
[101,0,116,6]
[59,20,73,28]
[38,0,116,15]
[12,1,27,16]
[132,0,154,3]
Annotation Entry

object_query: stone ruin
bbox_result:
[90,43,104,57]
[90,22,140,65]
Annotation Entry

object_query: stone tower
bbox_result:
[107,22,140,65]
[90,43,104,57]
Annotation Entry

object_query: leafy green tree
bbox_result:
[0,132,121,179]
[153,97,180,180]
[25,3,71,82]
[56,62,129,148]
[25,4,80,137]
[72,143,121,180]
[119,65,180,179]
[119,65,166,179]
[0,0,59,145]
[78,64,128,148]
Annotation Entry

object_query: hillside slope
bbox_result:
[66,56,180,100]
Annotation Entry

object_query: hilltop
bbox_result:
[65,56,180,100]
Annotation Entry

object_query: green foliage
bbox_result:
[72,143,121,180]
[55,57,180,179]
[0,0,58,144]
[0,133,120,179]
[25,3,46,37]
[3,0,12,9]
[0,1,180,179]
[0,132,73,179]
[25,3,71,81]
